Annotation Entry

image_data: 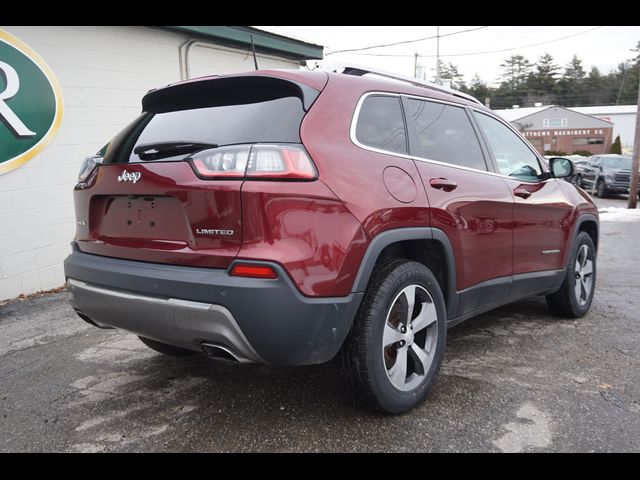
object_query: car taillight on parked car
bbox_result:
[77,155,102,184]
[189,144,317,180]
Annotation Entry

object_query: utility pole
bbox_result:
[628,75,640,209]
[435,26,441,85]
[414,53,419,79]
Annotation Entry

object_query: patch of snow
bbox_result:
[598,207,640,222]
[493,403,552,452]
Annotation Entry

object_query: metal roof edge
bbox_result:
[160,26,324,61]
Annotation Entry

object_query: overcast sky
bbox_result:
[264,26,640,87]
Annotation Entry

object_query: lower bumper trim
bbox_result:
[67,278,264,363]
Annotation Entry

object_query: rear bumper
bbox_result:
[64,250,363,365]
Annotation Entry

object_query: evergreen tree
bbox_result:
[499,55,532,92]
[585,66,607,105]
[556,55,587,106]
[468,74,490,103]
[434,60,466,90]
[564,55,586,81]
[610,135,622,154]
[618,41,640,104]
[527,53,560,95]
[631,40,640,64]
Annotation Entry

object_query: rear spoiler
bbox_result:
[142,75,320,113]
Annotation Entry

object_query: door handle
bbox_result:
[513,187,532,199]
[430,178,458,192]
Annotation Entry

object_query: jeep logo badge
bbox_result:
[0,29,64,176]
[117,170,142,184]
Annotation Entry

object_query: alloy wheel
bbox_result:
[574,244,594,306]
[382,285,438,391]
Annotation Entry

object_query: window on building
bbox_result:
[528,138,543,149]
[405,99,487,171]
[355,95,408,155]
[543,118,568,128]
[573,137,604,145]
[473,112,543,182]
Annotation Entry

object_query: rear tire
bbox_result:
[138,336,198,357]
[342,260,446,414]
[546,231,596,318]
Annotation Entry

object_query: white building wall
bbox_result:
[571,106,637,149]
[592,114,635,149]
[0,26,300,301]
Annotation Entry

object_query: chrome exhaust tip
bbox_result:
[201,342,241,362]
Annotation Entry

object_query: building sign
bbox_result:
[0,29,63,175]
[523,128,605,138]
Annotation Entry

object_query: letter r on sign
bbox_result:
[0,61,36,138]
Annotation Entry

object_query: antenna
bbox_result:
[250,34,259,70]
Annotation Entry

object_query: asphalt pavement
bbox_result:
[1,194,639,452]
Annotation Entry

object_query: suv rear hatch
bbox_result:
[73,73,325,268]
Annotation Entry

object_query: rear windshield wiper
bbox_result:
[133,141,218,160]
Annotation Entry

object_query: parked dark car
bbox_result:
[575,154,640,198]
[64,65,599,413]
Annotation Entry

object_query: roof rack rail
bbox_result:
[323,62,483,106]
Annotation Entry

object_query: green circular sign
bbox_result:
[0,29,63,175]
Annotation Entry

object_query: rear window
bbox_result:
[101,79,309,164]
[355,95,408,155]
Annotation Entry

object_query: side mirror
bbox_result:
[549,157,574,179]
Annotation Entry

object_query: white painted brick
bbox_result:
[34,242,71,270]
[20,270,42,294]
[0,251,38,278]
[0,232,20,253]
[0,211,36,235]
[0,190,38,215]
[39,264,60,290]
[0,277,21,301]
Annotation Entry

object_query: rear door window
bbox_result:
[355,95,408,155]
[405,98,487,171]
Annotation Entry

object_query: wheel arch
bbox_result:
[575,214,599,252]
[351,228,458,319]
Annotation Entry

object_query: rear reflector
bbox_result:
[230,263,278,279]
[189,144,316,180]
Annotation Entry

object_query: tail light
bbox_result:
[189,144,316,180]
[77,155,102,184]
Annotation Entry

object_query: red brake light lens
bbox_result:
[189,144,316,180]
[189,145,250,179]
[230,263,278,279]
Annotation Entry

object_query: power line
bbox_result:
[325,26,489,56]
[342,26,605,58]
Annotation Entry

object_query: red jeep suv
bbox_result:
[64,65,599,413]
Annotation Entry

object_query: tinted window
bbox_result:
[406,99,487,171]
[102,96,305,164]
[355,95,408,155]
[473,112,543,181]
